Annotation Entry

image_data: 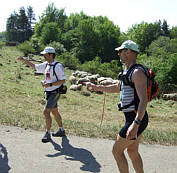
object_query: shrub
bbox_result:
[138,53,177,93]
[17,41,35,56]
[30,36,41,53]
[56,52,80,70]
[80,57,121,78]
[48,41,66,55]
[156,54,177,93]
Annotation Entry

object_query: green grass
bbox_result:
[0,46,177,145]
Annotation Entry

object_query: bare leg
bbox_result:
[112,135,137,173]
[127,135,144,173]
[51,108,63,127]
[43,108,52,131]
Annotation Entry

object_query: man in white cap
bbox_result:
[18,47,66,143]
[87,40,148,173]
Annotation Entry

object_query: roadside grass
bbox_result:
[0,46,177,145]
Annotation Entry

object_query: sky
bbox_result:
[0,0,177,32]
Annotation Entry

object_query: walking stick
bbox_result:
[100,92,106,127]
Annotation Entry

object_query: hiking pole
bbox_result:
[84,82,106,127]
[100,92,106,127]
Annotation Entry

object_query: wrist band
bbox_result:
[134,119,142,125]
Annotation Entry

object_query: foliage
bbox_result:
[6,6,35,43]
[147,36,170,57]
[30,35,41,52]
[33,6,121,63]
[17,41,35,56]
[40,22,61,45]
[155,54,177,92]
[126,20,170,53]
[126,21,161,53]
[36,3,67,36]
[138,42,177,94]
[0,32,6,42]
[48,41,66,55]
[80,57,121,78]
[56,52,80,70]
[170,26,177,39]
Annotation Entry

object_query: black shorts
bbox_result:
[119,111,148,140]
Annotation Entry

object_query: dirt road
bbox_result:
[0,125,177,173]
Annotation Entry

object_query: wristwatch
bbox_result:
[50,83,53,87]
[134,119,142,125]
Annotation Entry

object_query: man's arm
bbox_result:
[132,68,148,121]
[88,81,121,93]
[126,68,148,140]
[43,79,66,88]
[17,56,35,70]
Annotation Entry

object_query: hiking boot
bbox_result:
[52,129,66,137]
[41,132,51,143]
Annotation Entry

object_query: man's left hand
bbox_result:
[126,123,139,140]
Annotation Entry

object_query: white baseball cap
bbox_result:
[40,47,55,54]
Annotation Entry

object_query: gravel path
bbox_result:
[0,125,177,173]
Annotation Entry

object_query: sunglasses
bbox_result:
[119,49,128,54]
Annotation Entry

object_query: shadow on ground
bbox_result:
[0,144,11,173]
[46,136,101,173]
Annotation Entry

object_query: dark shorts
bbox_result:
[119,111,148,140]
[45,89,60,109]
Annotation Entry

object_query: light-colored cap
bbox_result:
[40,47,55,54]
[115,40,139,53]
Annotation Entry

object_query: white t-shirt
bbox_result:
[35,60,66,91]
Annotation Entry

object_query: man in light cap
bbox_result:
[87,40,148,173]
[17,47,66,143]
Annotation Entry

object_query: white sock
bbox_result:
[59,127,64,131]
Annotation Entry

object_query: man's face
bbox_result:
[44,53,52,62]
[118,49,128,63]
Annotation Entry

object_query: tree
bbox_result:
[6,6,35,43]
[6,12,18,42]
[147,36,177,57]
[39,3,67,33]
[161,20,170,37]
[170,26,177,39]
[27,6,36,31]
[126,21,162,53]
[40,22,61,45]
[16,7,31,42]
[147,36,170,57]
[63,14,120,63]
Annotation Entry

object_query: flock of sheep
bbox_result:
[69,70,119,91]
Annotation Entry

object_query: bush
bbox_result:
[80,57,121,78]
[156,54,177,93]
[56,52,80,70]
[30,36,41,53]
[17,41,35,56]
[0,42,5,49]
[138,53,177,94]
[80,57,102,75]
[49,41,66,55]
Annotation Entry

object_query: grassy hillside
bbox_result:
[0,46,177,145]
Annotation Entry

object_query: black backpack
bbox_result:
[45,62,67,94]
[118,64,159,111]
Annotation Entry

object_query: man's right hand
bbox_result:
[86,82,99,92]
[17,56,24,61]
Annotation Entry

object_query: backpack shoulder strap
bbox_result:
[123,63,139,87]
[127,64,150,86]
[53,62,59,81]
